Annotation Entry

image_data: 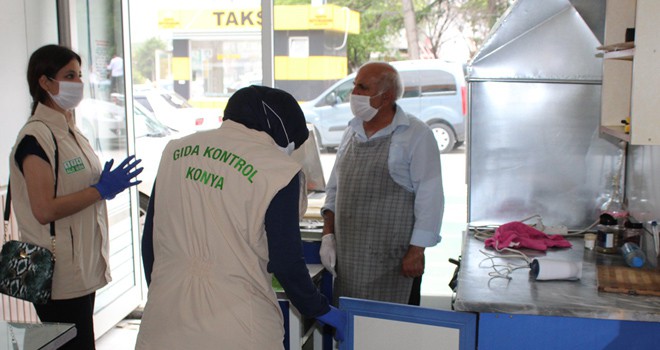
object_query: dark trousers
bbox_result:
[110,76,124,94]
[408,275,422,306]
[34,293,96,350]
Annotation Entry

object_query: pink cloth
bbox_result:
[485,222,572,251]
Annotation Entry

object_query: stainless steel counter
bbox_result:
[0,321,75,350]
[453,230,660,322]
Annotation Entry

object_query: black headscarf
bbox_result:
[223,85,309,149]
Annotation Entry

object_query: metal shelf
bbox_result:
[603,48,634,60]
[600,125,631,142]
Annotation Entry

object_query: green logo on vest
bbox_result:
[63,157,85,174]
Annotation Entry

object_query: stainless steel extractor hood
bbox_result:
[467,0,622,229]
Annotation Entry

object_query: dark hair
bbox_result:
[26,44,81,114]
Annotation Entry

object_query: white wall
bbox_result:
[0,0,57,185]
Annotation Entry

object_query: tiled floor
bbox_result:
[96,318,140,349]
[96,148,466,348]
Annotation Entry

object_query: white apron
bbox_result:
[334,133,415,304]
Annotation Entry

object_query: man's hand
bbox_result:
[402,245,425,278]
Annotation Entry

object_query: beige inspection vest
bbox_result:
[136,120,301,350]
[9,103,110,300]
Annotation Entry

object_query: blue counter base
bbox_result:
[478,313,660,350]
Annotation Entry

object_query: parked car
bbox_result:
[299,59,467,153]
[76,98,126,150]
[226,75,262,93]
[76,97,184,216]
[132,112,184,215]
[76,98,177,149]
[133,88,222,133]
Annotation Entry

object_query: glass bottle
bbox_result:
[596,213,623,254]
[623,220,644,246]
[600,183,628,223]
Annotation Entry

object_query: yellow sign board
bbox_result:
[158,9,262,31]
[158,5,359,33]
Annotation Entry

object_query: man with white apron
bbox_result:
[320,62,444,305]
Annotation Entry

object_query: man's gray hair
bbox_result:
[377,65,403,101]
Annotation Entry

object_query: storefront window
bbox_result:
[70,0,141,316]
[190,38,262,97]
[74,0,128,153]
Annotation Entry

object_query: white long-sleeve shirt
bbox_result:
[323,105,444,247]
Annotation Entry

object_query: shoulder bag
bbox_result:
[0,122,58,305]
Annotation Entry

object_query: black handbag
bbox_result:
[0,122,58,305]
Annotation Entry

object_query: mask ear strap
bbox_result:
[261,101,272,129]
[262,101,291,145]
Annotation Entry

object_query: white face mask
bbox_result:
[277,142,295,156]
[48,79,84,110]
[350,93,382,122]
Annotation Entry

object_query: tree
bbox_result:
[414,0,456,59]
[132,37,168,84]
[330,0,404,71]
[458,0,512,57]
[275,0,510,69]
[416,0,511,59]
[402,0,420,60]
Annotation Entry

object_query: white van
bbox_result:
[299,60,466,153]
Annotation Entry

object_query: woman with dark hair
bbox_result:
[137,86,345,349]
[9,44,142,349]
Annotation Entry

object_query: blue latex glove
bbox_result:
[92,155,143,200]
[317,306,347,342]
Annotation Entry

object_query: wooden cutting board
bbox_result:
[597,265,660,296]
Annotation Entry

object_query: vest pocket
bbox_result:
[69,227,75,261]
[53,226,77,268]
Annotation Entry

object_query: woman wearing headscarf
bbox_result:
[136,86,344,349]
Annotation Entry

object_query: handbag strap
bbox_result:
[4,120,59,240]
[3,184,10,243]
[3,183,10,222]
